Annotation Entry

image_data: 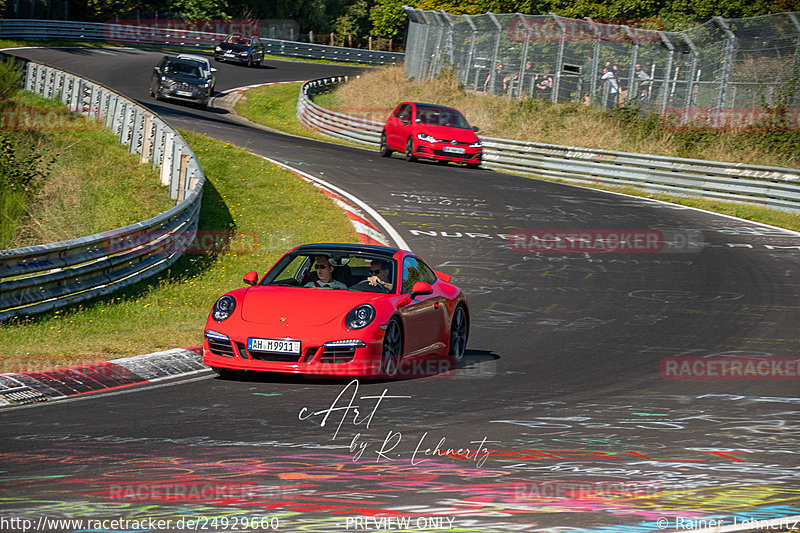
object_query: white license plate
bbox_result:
[248,337,301,354]
[176,90,193,97]
[443,146,466,154]
[224,53,235,57]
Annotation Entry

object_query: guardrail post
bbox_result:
[168,142,182,200]
[129,108,144,154]
[24,63,36,92]
[178,154,191,202]
[152,120,165,170]
[55,71,66,103]
[161,130,175,187]
[141,114,153,164]
[104,94,117,130]
[70,77,83,112]
[42,67,54,99]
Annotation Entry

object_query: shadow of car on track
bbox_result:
[211,350,500,384]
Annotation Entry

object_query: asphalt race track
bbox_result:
[1,47,800,532]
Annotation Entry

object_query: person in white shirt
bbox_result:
[305,256,347,289]
[601,67,619,107]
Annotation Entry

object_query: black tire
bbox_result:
[379,132,392,157]
[381,318,403,378]
[448,305,469,363]
[405,138,416,162]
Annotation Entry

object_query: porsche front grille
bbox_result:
[208,338,235,357]
[320,346,356,363]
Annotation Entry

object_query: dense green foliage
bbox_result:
[0,60,52,248]
[59,0,800,39]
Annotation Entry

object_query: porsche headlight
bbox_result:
[417,133,440,143]
[215,46,222,52]
[469,140,483,148]
[345,304,375,329]
[212,295,236,321]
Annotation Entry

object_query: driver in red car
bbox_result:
[367,260,393,292]
[305,256,347,289]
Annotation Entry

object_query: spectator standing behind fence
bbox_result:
[534,69,553,99]
[484,62,508,95]
[601,66,619,108]
[634,63,652,101]
[581,55,594,103]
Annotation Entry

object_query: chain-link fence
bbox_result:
[404,9,800,128]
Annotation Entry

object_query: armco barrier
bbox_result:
[0,19,403,65]
[0,54,205,321]
[297,77,800,214]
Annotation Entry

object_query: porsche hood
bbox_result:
[239,287,381,326]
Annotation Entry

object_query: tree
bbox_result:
[370,0,406,38]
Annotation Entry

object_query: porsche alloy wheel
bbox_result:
[381,318,403,378]
[405,138,416,162]
[448,305,468,362]
[379,132,392,157]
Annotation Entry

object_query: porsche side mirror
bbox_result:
[473,126,480,132]
[243,271,258,286]
[434,270,451,283]
[410,281,433,298]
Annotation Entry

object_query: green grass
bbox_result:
[0,132,358,372]
[2,91,173,248]
[233,82,368,149]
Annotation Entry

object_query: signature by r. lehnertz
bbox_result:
[298,379,492,466]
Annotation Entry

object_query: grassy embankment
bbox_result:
[0,98,357,372]
[238,65,800,232]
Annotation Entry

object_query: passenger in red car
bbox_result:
[305,256,347,289]
[367,260,393,292]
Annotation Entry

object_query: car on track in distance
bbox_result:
[214,34,265,67]
[380,102,483,168]
[176,53,217,92]
[149,56,213,108]
[203,243,470,379]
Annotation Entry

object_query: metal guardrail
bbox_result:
[297,77,800,214]
[0,54,205,321]
[297,76,383,145]
[0,19,403,65]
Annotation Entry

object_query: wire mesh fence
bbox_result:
[403,9,800,128]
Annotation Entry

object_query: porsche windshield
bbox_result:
[261,252,397,293]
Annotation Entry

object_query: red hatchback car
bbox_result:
[380,102,482,168]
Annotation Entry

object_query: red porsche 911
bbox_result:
[380,102,483,168]
[203,243,470,378]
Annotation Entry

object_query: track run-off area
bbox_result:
[1,47,800,532]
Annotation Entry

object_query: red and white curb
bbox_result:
[258,155,409,250]
[218,80,302,95]
[0,346,205,406]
